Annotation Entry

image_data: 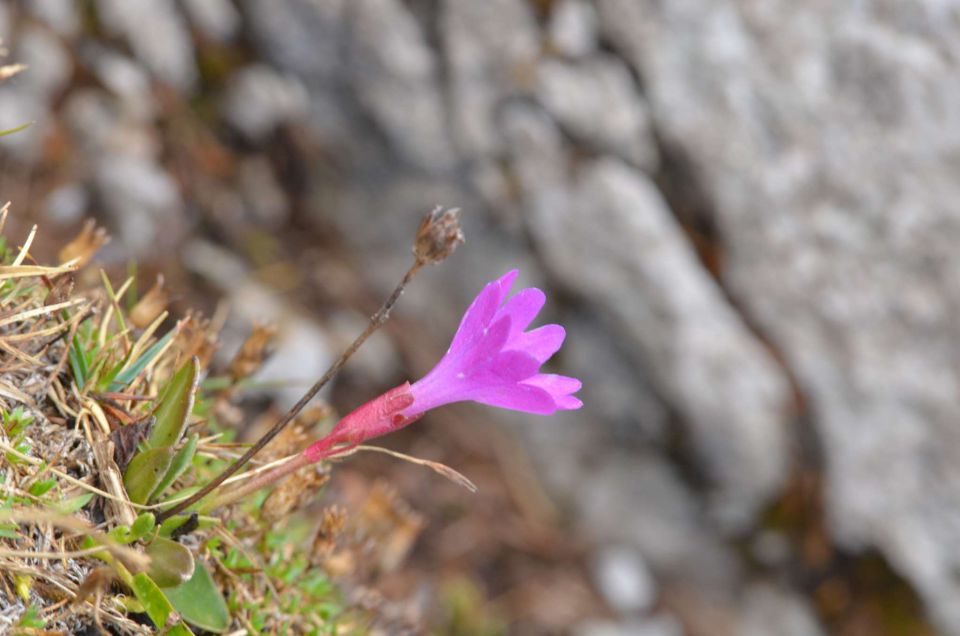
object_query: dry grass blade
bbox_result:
[0,379,35,405]
[0,509,149,570]
[0,297,87,327]
[346,445,479,493]
[11,224,37,266]
[0,440,195,512]
[0,262,79,280]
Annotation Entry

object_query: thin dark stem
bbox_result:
[156,260,423,522]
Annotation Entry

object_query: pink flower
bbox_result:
[304,270,581,461]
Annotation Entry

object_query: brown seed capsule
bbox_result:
[413,206,464,265]
[59,219,109,268]
[129,275,169,329]
[228,322,278,382]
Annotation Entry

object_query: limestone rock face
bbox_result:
[596,1,960,632]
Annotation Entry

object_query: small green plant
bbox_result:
[0,216,349,633]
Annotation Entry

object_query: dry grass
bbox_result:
[0,213,375,634]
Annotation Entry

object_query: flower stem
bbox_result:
[198,452,312,513]
[156,260,424,522]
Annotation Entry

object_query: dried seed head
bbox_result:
[413,206,464,265]
[129,275,169,329]
[59,219,109,268]
[227,322,278,382]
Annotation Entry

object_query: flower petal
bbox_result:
[446,270,518,358]
[497,287,545,336]
[509,324,565,363]
[469,382,559,415]
[457,314,512,372]
[555,394,583,410]
[523,373,582,401]
[465,350,541,386]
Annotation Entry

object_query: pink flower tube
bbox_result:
[304,270,582,461]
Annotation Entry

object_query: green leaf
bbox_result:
[131,511,157,541]
[69,333,89,389]
[108,328,177,391]
[163,561,230,633]
[123,447,174,504]
[146,537,195,588]
[17,605,44,628]
[152,434,198,500]
[149,357,200,449]
[52,492,94,514]
[28,477,57,497]
[108,524,134,545]
[131,572,194,636]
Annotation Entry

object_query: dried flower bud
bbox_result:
[176,311,219,368]
[228,322,278,382]
[129,275,169,329]
[59,219,109,268]
[413,206,464,265]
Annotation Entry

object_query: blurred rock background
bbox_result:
[0,1,956,634]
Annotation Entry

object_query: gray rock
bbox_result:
[242,0,358,148]
[563,315,669,442]
[0,25,72,159]
[181,0,240,42]
[96,0,196,90]
[347,0,453,171]
[592,546,657,615]
[242,0,347,80]
[596,1,960,632]
[26,0,80,37]
[43,184,89,225]
[237,157,289,226]
[63,88,120,153]
[537,55,658,168]
[224,65,308,141]
[0,20,72,161]
[0,91,45,159]
[94,153,182,256]
[441,0,540,157]
[738,585,824,636]
[15,26,72,99]
[574,451,740,587]
[0,4,12,42]
[548,0,599,59]
[505,103,789,529]
[575,615,684,636]
[84,47,154,121]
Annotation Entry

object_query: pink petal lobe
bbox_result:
[497,287,545,335]
[446,270,518,357]
[524,373,581,395]
[456,314,512,371]
[466,350,540,386]
[555,395,583,410]
[510,324,565,362]
[469,382,558,414]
